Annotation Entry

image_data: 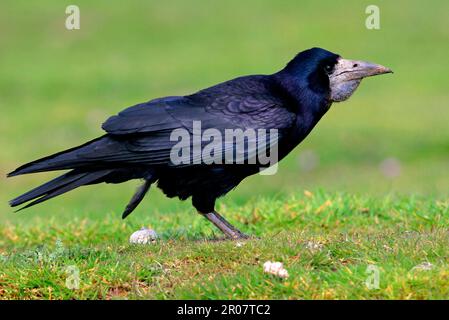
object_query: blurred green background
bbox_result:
[1,0,448,225]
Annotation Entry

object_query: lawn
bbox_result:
[1,191,448,299]
[0,0,448,299]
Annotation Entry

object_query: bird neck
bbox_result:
[270,72,332,156]
[272,71,331,121]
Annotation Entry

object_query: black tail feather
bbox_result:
[10,170,111,211]
[7,136,106,177]
[9,171,86,207]
[122,179,152,219]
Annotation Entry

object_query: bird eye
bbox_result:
[324,64,333,73]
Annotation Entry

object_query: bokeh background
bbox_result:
[1,0,448,225]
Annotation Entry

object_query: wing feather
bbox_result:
[97,76,296,166]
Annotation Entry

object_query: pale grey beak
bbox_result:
[333,59,393,81]
[347,60,393,79]
[329,58,393,102]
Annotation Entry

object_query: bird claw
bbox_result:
[201,210,251,240]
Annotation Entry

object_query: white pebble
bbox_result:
[263,261,289,279]
[412,262,434,271]
[277,268,289,279]
[304,241,324,252]
[129,227,158,244]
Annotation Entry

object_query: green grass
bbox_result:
[1,191,448,299]
[0,0,448,299]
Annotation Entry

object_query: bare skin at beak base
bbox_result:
[329,57,393,102]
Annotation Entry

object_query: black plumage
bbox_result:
[8,47,391,238]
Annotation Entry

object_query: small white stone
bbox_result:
[412,262,434,271]
[263,261,289,279]
[129,227,158,244]
[304,241,324,252]
[277,268,289,279]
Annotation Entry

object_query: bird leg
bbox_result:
[201,211,249,240]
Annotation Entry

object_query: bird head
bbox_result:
[281,47,392,103]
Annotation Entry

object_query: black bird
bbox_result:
[8,48,392,239]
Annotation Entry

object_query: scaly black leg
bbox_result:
[200,211,249,239]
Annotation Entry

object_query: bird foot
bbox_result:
[201,211,249,240]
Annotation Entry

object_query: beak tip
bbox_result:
[379,66,393,75]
